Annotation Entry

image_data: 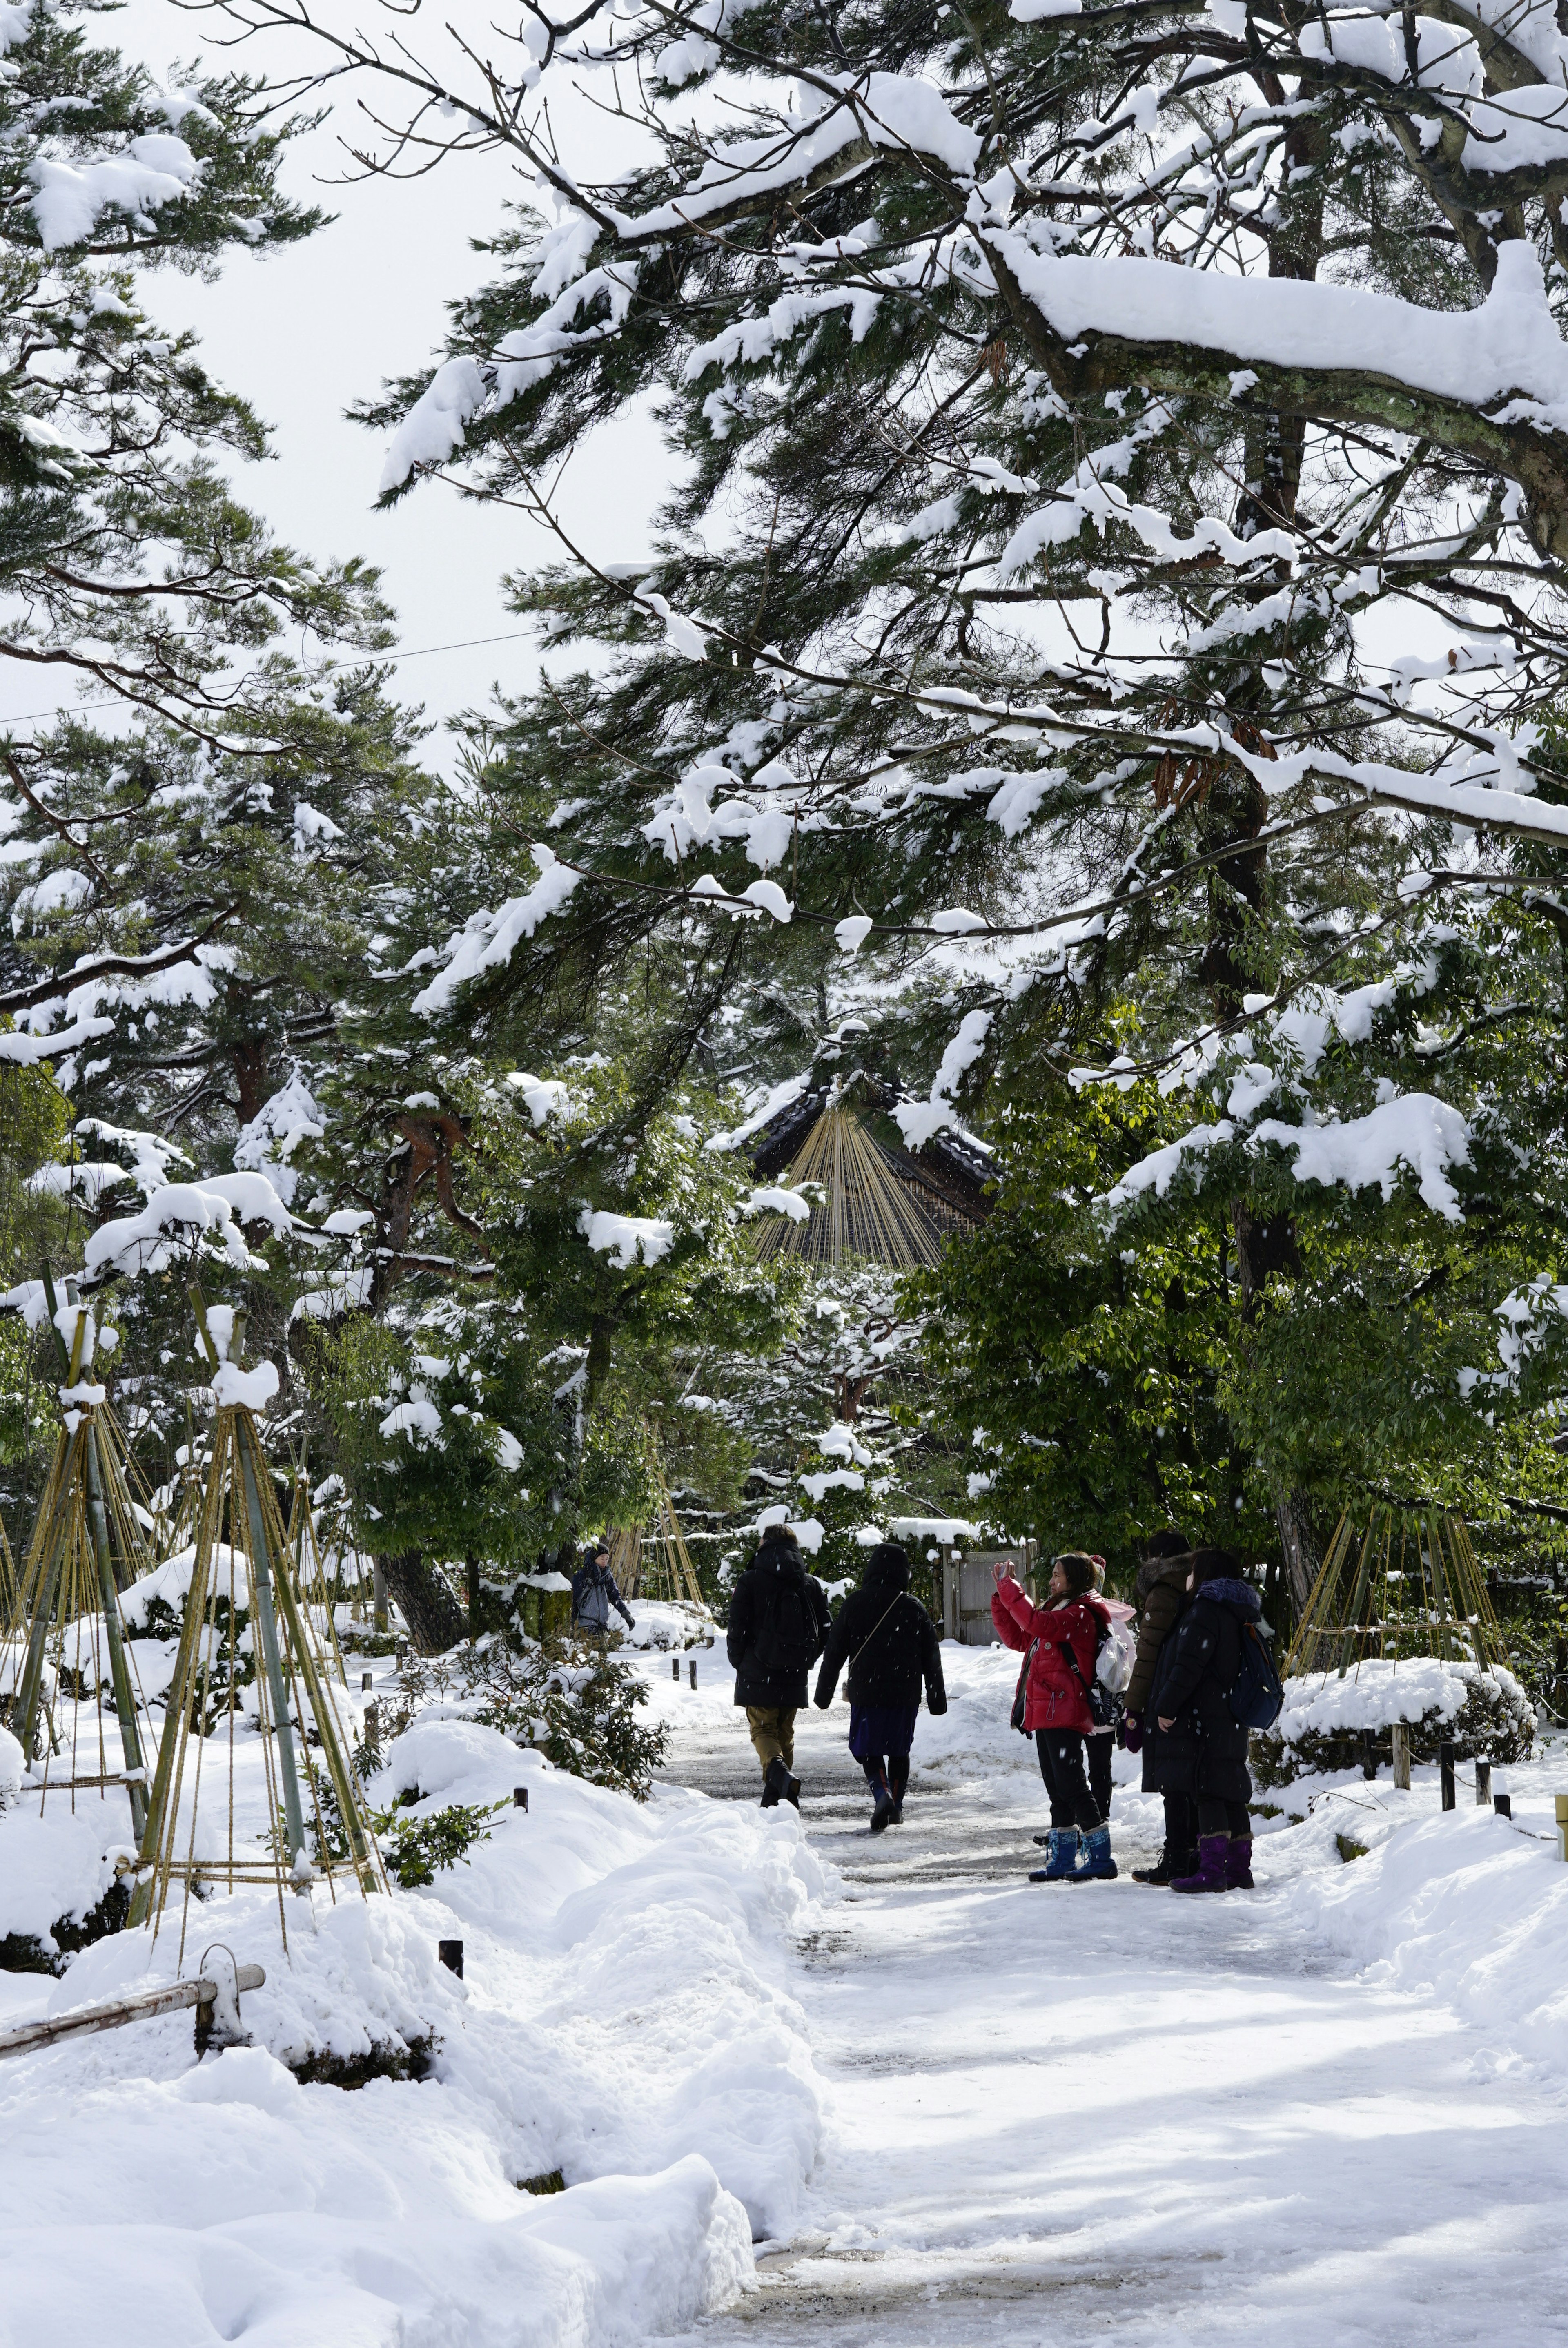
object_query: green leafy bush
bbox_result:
[370,1798,508,1890]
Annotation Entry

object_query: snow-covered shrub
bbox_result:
[387,1635,670,1799]
[1253,1658,1534,1785]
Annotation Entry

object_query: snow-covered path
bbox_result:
[648,1650,1568,2347]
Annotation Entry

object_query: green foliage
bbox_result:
[371,1798,507,1891]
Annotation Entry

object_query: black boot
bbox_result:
[887,1757,909,1824]
[762,1756,791,1808]
[784,1773,801,1809]
[1131,1844,1196,1885]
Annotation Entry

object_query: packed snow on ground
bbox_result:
[0,1712,829,2346]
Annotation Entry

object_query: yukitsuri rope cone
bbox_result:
[751,1105,954,1269]
[129,1292,385,1960]
[1283,1504,1510,1681]
[2,1270,154,1848]
[605,1421,704,1605]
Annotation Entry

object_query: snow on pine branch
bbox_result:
[1102,1092,1475,1225]
[410,848,584,1017]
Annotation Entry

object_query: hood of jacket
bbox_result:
[1195,1576,1262,1620]
[863,1551,911,1594]
[751,1542,809,1590]
[1136,1555,1191,1605]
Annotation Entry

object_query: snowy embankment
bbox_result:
[0,1717,831,2347]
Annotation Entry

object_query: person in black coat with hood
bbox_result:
[1147,1546,1265,1895]
[727,1522,831,1809]
[813,1543,947,1833]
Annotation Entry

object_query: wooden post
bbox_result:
[12,1425,83,1762]
[438,1938,463,1978]
[688,1657,697,1690]
[361,1670,373,1692]
[671,1655,679,1681]
[941,1544,957,1641]
[1390,1723,1411,1790]
[1555,1793,1568,1860]
[1439,1741,1456,1811]
[1474,1759,1491,1807]
[513,1786,528,1811]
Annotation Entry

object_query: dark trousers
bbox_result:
[863,1755,909,1798]
[1087,1731,1112,1820]
[1035,1729,1104,1831]
[1197,1795,1251,1838]
[1164,1789,1196,1853]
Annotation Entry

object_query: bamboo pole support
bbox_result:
[84,1418,147,1842]
[236,1420,307,1869]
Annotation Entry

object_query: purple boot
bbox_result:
[1171,1833,1230,1894]
[1225,1836,1254,1890]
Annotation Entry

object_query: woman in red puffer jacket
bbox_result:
[991,1553,1116,1883]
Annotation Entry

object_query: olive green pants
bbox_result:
[746,1704,797,1774]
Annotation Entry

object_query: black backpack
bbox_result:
[1227,1618,1285,1730]
[748,1574,815,1678]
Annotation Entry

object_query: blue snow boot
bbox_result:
[869,1773,895,1834]
[1070,1824,1118,1882]
[1028,1828,1080,1882]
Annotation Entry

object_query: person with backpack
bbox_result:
[726,1522,832,1809]
[1147,1547,1274,1893]
[991,1553,1118,1884]
[1122,1529,1198,1886]
[572,1539,636,1637]
[813,1541,947,1832]
[1084,1554,1136,1824]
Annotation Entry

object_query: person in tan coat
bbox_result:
[1122,1530,1195,1885]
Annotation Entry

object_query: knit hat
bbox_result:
[866,1541,911,1582]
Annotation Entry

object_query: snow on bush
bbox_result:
[1285,1806,1568,2074]
[0,1721,830,2343]
[1254,1659,1534,1784]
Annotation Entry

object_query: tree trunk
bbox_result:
[466,1553,480,1644]
[1273,1489,1321,1621]
[378,1550,465,1653]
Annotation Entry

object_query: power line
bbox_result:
[0,626,538,730]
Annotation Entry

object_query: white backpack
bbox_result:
[1095,1616,1137,1696]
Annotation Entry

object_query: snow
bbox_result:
[210,1358,280,1412]
[740,1185,812,1222]
[82,1170,292,1280]
[630,1647,1568,2347]
[12,1615,1568,2345]
[991,233,1568,435]
[379,354,490,491]
[412,849,584,1017]
[1278,1657,1475,1735]
[0,1713,831,2343]
[578,1207,676,1267]
[29,135,200,253]
[893,1009,993,1148]
[1104,1091,1474,1222]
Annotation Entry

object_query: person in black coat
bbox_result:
[813,1542,947,1833]
[1148,1547,1264,1895]
[726,1523,831,1809]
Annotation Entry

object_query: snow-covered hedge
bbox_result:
[1253,1658,1534,1785]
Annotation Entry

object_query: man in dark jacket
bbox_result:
[572,1541,635,1636]
[727,1523,831,1808]
[1149,1547,1264,1894]
[814,1543,946,1830]
[1124,1529,1196,1885]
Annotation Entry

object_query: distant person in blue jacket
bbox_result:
[572,1541,635,1635]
